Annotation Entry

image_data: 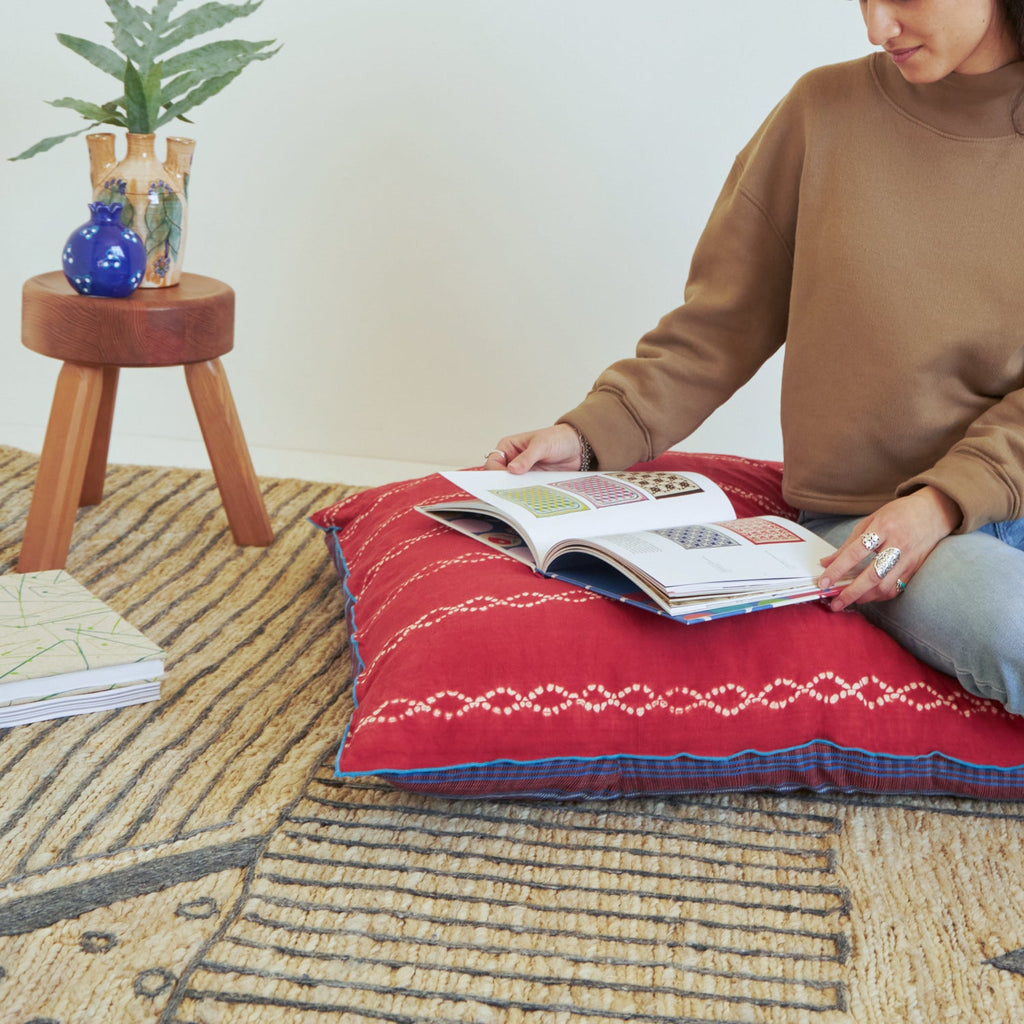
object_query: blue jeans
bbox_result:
[799,513,1024,715]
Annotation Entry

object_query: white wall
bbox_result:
[0,1,867,483]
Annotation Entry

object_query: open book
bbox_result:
[418,469,840,623]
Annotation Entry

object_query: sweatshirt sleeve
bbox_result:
[897,387,1024,533]
[557,102,805,471]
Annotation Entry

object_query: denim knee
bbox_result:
[799,511,1024,717]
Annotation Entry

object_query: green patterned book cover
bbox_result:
[0,570,164,725]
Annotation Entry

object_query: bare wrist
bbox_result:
[917,486,963,535]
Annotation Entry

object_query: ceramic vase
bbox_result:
[86,132,195,288]
[62,201,148,298]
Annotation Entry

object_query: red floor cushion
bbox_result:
[310,452,1024,800]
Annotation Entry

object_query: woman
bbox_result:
[484,1,1024,711]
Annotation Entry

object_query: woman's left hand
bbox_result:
[817,486,963,611]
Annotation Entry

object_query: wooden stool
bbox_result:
[18,271,274,572]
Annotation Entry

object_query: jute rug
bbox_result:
[1,443,1023,1023]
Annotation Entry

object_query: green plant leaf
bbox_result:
[8,127,97,162]
[123,59,154,132]
[56,33,125,80]
[106,1,155,69]
[161,37,278,77]
[154,1,263,56]
[156,67,241,126]
[101,98,130,122]
[143,61,163,125]
[49,96,128,126]
[109,21,149,69]
[13,0,279,159]
[156,38,279,125]
[150,0,185,33]
[105,1,153,45]
[160,69,203,103]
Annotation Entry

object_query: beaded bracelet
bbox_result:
[576,430,594,472]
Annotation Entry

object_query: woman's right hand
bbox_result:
[483,423,583,473]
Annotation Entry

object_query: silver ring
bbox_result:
[873,546,901,579]
[860,531,882,552]
[895,578,907,595]
[485,449,507,461]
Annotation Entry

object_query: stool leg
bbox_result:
[18,362,105,572]
[184,357,274,547]
[80,365,119,507]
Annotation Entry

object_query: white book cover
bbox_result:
[0,570,165,715]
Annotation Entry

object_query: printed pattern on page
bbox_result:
[725,518,803,545]
[604,472,703,499]
[490,486,587,518]
[550,475,647,508]
[654,525,740,550]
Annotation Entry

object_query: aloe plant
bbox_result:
[11,0,279,161]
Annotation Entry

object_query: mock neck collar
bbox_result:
[871,51,1024,138]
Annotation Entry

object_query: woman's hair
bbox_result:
[1002,0,1024,53]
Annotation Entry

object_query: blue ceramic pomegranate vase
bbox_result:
[62,201,147,298]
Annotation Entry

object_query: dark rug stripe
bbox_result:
[0,837,264,937]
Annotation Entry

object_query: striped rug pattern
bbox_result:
[170,777,848,1022]
[0,444,1023,1023]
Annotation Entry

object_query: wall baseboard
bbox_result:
[0,423,453,488]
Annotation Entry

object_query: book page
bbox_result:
[432,470,735,564]
[571,516,835,598]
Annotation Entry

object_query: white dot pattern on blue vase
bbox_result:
[62,202,147,298]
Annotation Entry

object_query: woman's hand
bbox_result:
[483,424,583,473]
[818,486,962,611]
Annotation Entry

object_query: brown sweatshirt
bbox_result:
[560,53,1024,533]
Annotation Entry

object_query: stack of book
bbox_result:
[0,569,164,728]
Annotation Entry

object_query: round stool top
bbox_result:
[22,271,235,367]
